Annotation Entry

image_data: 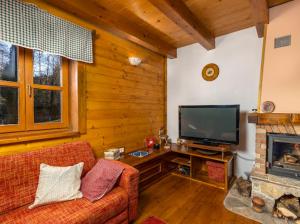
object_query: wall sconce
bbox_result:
[128,57,142,66]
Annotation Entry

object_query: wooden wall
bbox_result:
[0,1,166,157]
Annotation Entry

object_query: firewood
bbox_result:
[279,195,300,217]
[273,209,283,218]
[272,209,282,218]
[273,195,300,220]
[284,154,298,163]
[277,206,297,220]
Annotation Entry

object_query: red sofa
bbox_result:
[0,141,139,224]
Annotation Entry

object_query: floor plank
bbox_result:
[135,175,259,224]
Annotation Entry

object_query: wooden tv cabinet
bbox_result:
[170,144,235,192]
[120,143,235,192]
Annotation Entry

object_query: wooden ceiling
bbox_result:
[44,0,293,58]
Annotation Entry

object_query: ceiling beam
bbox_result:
[44,0,177,58]
[148,0,215,50]
[268,0,293,8]
[249,0,269,38]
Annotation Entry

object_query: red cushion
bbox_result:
[0,141,96,214]
[81,159,124,202]
[0,187,128,224]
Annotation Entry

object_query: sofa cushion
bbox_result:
[29,162,84,209]
[81,159,124,202]
[0,141,96,214]
[0,187,128,224]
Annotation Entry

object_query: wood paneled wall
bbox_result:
[0,1,166,157]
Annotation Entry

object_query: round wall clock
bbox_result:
[202,63,219,81]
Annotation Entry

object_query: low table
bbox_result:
[120,147,172,191]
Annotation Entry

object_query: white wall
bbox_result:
[167,27,263,178]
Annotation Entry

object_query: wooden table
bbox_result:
[120,147,173,191]
[120,147,170,167]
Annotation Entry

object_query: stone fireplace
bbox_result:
[248,113,300,212]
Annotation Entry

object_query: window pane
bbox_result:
[0,87,18,125]
[0,41,17,82]
[33,50,61,86]
[34,89,61,123]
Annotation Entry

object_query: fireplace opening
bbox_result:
[267,133,300,179]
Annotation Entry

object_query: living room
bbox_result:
[0,0,299,223]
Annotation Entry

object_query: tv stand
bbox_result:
[184,141,231,159]
[120,144,235,192]
[170,144,235,192]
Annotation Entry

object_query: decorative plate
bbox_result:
[202,63,219,81]
[262,101,275,113]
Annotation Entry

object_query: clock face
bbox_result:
[202,63,219,81]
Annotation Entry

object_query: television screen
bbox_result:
[179,105,240,144]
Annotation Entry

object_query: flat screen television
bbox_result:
[179,105,240,145]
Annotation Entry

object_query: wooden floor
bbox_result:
[135,175,259,224]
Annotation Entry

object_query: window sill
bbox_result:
[0,129,80,146]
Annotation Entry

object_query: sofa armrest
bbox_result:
[109,160,139,222]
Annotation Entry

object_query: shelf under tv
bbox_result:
[171,144,235,192]
[183,141,231,159]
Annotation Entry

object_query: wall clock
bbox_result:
[202,63,219,81]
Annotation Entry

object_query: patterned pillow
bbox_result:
[80,159,124,202]
[29,162,84,209]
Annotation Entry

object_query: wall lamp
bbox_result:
[128,57,142,66]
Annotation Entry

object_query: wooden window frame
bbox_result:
[24,49,69,130]
[0,45,86,145]
[0,48,26,133]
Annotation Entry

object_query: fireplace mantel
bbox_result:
[248,113,300,125]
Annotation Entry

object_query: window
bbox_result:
[0,41,70,134]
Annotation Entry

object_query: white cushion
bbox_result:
[29,162,84,209]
